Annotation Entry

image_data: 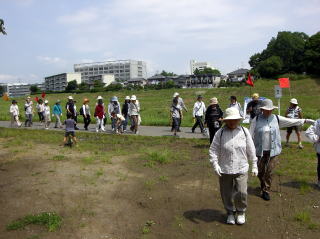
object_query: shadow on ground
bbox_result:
[183,209,225,224]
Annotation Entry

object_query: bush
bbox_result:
[278,73,309,81]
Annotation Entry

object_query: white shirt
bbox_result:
[10,105,19,116]
[44,105,50,115]
[129,101,140,116]
[305,122,320,154]
[193,101,206,117]
[209,126,257,174]
[262,125,271,150]
[25,101,33,114]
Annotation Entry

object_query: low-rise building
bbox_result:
[126,78,147,86]
[147,75,169,85]
[44,73,81,92]
[0,83,31,97]
[227,68,249,82]
[172,74,221,88]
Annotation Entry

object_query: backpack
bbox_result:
[79,106,84,116]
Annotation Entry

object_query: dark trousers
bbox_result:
[83,115,91,130]
[38,112,44,122]
[257,151,278,193]
[208,125,220,144]
[317,154,320,181]
[25,114,33,127]
[172,117,181,131]
[122,115,129,130]
[192,116,204,132]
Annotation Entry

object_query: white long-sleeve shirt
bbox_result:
[10,104,19,116]
[249,115,306,151]
[209,126,257,174]
[305,121,320,154]
[129,101,140,116]
[193,101,206,117]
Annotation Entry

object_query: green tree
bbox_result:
[249,53,262,69]
[194,67,221,75]
[93,80,105,90]
[30,85,40,94]
[0,85,4,96]
[257,56,283,78]
[160,70,177,76]
[105,83,123,92]
[65,80,78,92]
[193,68,200,75]
[304,32,320,75]
[79,82,89,91]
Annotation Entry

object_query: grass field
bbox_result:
[1,77,320,127]
[0,128,319,239]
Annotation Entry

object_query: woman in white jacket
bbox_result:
[10,100,21,127]
[305,119,320,188]
[129,95,140,134]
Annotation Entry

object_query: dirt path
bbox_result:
[0,120,309,142]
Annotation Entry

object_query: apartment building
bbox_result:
[44,73,81,92]
[0,83,31,97]
[74,60,147,83]
[190,60,214,74]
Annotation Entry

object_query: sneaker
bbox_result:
[298,143,304,149]
[96,129,99,133]
[261,191,270,201]
[236,213,246,225]
[226,214,235,225]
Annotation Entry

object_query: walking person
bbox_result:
[95,96,105,132]
[53,100,63,128]
[129,95,140,134]
[249,99,315,201]
[209,107,258,225]
[246,93,262,122]
[24,96,33,127]
[108,96,120,131]
[121,96,130,132]
[10,100,21,127]
[44,100,51,129]
[285,98,303,148]
[205,97,223,144]
[305,119,320,188]
[229,96,243,118]
[192,95,206,133]
[36,98,45,124]
[63,114,77,146]
[170,98,183,137]
[111,112,125,134]
[81,98,91,130]
[171,92,187,132]
[66,96,79,130]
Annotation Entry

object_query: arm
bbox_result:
[285,108,289,117]
[82,105,86,118]
[278,115,309,128]
[209,130,221,166]
[305,125,319,143]
[180,99,188,112]
[192,103,197,118]
[244,128,258,169]
[249,117,257,139]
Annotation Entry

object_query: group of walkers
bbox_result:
[9,95,141,135]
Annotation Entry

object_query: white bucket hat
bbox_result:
[223,107,243,120]
[44,100,49,104]
[210,97,218,105]
[260,99,278,110]
[97,96,103,100]
[125,96,130,100]
[290,98,298,105]
[173,92,179,97]
[131,95,137,101]
[68,96,73,100]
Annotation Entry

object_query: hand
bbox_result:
[305,119,315,125]
[213,163,222,177]
[251,164,258,177]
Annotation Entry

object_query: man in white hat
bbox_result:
[285,98,303,148]
[209,107,258,225]
[121,96,131,132]
[192,95,206,133]
[249,99,315,201]
[24,96,33,127]
[172,92,187,132]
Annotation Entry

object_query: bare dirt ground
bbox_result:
[0,137,320,239]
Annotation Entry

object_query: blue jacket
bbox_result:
[53,104,62,115]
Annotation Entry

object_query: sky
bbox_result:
[0,0,319,84]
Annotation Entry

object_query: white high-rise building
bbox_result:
[0,83,31,97]
[190,60,214,74]
[74,59,147,83]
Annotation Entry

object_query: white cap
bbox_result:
[173,92,179,97]
[260,99,278,110]
[97,96,103,100]
[290,98,298,105]
[44,100,49,104]
[223,107,243,120]
[68,96,73,100]
[131,95,137,101]
[125,96,130,100]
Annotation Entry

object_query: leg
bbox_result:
[83,116,87,129]
[10,115,14,127]
[234,173,248,213]
[209,126,215,144]
[96,117,100,132]
[286,127,292,146]
[54,114,58,128]
[87,115,91,129]
[133,116,139,133]
[25,114,28,127]
[192,117,200,132]
[219,174,236,214]
[296,127,303,148]
[198,116,204,132]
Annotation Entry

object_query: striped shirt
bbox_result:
[286,106,301,119]
[209,126,257,174]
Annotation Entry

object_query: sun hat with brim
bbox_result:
[83,98,89,103]
[222,107,243,120]
[131,95,137,101]
[173,92,179,97]
[260,99,278,110]
[12,100,17,104]
[97,96,103,100]
[44,100,49,104]
[290,98,298,105]
[68,96,73,100]
[252,93,259,99]
[26,96,31,99]
[210,97,218,105]
[125,96,130,100]
[111,96,118,102]
[56,99,61,103]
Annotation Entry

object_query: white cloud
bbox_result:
[0,73,40,84]
[36,56,68,67]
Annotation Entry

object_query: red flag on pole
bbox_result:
[41,92,46,98]
[246,73,254,87]
[278,78,290,88]
[35,96,39,102]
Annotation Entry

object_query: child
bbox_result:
[170,98,182,136]
[36,99,45,124]
[305,120,320,188]
[44,100,51,129]
[63,114,77,145]
[9,100,22,127]
[95,96,105,132]
[111,111,125,134]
